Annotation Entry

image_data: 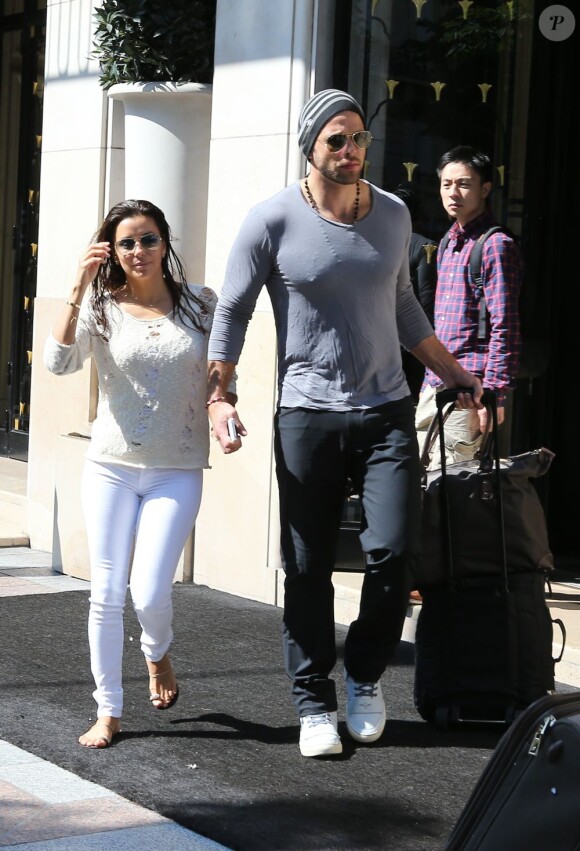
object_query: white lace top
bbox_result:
[44,285,224,470]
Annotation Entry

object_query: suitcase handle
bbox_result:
[421,390,494,472]
[432,389,509,590]
[434,387,493,409]
[552,617,567,664]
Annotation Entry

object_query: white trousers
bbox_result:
[81,460,203,718]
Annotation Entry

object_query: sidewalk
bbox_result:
[1,543,578,849]
[0,546,230,851]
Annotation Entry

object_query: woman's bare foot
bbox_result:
[147,654,179,710]
[78,716,121,748]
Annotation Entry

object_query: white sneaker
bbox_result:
[299,711,343,757]
[345,676,386,743]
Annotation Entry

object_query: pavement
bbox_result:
[0,546,230,851]
[1,454,579,849]
[2,546,579,850]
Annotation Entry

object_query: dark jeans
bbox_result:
[274,398,422,716]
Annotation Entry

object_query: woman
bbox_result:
[44,200,234,748]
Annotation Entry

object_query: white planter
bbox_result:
[107,82,212,283]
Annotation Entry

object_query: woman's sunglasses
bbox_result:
[115,233,163,255]
[321,130,373,153]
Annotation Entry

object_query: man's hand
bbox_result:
[411,335,484,409]
[206,359,244,453]
[452,375,484,410]
[207,400,247,454]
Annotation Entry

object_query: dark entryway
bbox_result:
[331,0,578,566]
[519,9,578,563]
[0,0,46,460]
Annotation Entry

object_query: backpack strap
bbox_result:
[469,226,505,340]
[469,225,505,288]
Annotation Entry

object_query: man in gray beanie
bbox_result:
[297,88,365,158]
[207,89,482,757]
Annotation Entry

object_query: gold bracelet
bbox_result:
[66,300,82,310]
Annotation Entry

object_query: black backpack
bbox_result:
[438,226,548,379]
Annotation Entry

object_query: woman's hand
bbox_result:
[51,242,111,345]
[76,241,110,291]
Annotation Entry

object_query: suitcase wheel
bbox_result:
[504,707,516,726]
[434,706,460,730]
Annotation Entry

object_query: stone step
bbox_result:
[0,457,29,548]
[0,492,29,547]
[0,515,29,547]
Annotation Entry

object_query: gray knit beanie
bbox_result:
[297,89,365,157]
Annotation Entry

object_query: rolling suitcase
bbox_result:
[445,691,580,850]
[413,390,562,728]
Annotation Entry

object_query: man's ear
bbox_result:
[481,181,492,198]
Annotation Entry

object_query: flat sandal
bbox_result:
[148,668,179,710]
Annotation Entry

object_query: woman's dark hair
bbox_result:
[90,199,207,337]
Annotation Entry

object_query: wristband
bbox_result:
[206,396,227,407]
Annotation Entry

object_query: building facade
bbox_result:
[1,1,577,608]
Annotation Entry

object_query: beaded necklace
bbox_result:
[304,178,360,224]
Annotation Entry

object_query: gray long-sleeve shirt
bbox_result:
[208,181,434,410]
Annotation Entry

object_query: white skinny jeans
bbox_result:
[81,460,203,718]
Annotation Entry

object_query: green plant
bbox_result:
[92,0,216,89]
[439,5,514,64]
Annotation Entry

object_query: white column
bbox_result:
[195,0,317,605]
[107,83,212,283]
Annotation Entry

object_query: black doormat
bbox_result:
[2,584,511,850]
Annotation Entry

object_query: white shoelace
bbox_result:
[354,683,378,699]
[305,713,334,728]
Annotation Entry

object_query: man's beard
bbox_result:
[317,161,361,185]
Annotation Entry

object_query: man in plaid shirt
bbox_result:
[415,145,523,463]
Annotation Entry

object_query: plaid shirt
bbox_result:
[422,212,522,406]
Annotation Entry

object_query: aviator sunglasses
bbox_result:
[320,130,373,153]
[115,233,163,255]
